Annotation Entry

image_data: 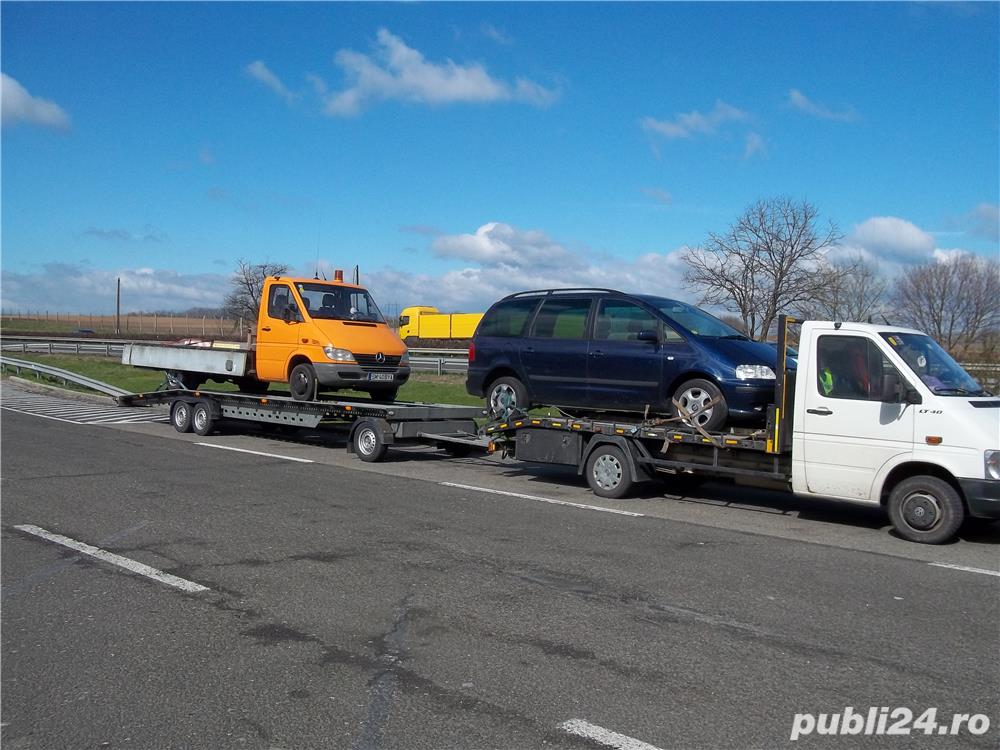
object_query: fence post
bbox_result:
[202,316,206,336]
[154,312,157,334]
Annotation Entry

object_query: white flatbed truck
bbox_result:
[119,316,999,544]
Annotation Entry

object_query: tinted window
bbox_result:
[531,298,591,339]
[267,284,293,319]
[478,298,539,337]
[816,335,900,401]
[594,301,658,341]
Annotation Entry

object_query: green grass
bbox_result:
[1,353,483,405]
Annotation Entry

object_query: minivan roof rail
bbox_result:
[503,288,626,299]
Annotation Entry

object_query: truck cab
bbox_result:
[791,320,999,541]
[398,306,438,340]
[256,275,410,401]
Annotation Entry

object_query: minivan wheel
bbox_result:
[673,378,728,431]
[487,376,529,418]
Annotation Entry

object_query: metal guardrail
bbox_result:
[0,356,130,397]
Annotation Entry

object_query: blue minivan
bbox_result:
[466,288,783,430]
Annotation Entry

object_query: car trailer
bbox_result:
[118,389,489,462]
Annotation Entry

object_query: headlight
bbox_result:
[735,364,776,380]
[323,345,355,363]
[986,450,1000,481]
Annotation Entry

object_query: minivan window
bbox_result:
[655,300,743,338]
[478,298,539,337]
[531,298,591,339]
[594,301,658,341]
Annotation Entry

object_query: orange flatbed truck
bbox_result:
[123,272,410,402]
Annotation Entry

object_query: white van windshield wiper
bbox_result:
[932,386,985,396]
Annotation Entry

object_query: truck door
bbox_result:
[255,282,301,381]
[801,333,914,500]
[588,299,663,410]
[521,296,594,406]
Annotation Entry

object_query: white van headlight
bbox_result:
[736,364,776,380]
[324,345,356,363]
[986,450,1000,481]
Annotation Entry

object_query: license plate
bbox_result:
[367,373,394,381]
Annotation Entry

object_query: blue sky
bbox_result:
[2,1,998,315]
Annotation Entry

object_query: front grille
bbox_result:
[354,353,402,371]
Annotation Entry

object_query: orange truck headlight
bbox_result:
[323,345,356,363]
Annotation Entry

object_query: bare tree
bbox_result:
[682,198,843,340]
[223,259,289,322]
[892,253,1000,358]
[796,254,887,323]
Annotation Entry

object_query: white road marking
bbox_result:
[440,482,643,517]
[12,524,209,593]
[559,719,663,750]
[1,407,78,424]
[195,442,314,463]
[928,562,1000,578]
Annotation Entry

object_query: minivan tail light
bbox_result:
[468,341,476,363]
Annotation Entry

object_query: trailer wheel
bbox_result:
[586,444,635,499]
[170,401,192,433]
[290,363,318,401]
[191,402,215,437]
[887,475,965,544]
[354,421,388,463]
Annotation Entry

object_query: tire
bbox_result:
[487,376,529,418]
[369,387,399,403]
[289,363,318,402]
[887,475,965,544]
[672,378,728,431]
[191,402,215,436]
[170,400,192,433]
[585,444,635,499]
[353,421,388,463]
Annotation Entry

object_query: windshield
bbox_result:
[294,282,386,324]
[880,332,987,396]
[654,300,745,338]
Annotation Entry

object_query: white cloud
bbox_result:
[1,264,228,313]
[82,225,168,243]
[641,100,748,140]
[847,216,936,264]
[787,89,858,122]
[245,61,296,102]
[481,23,512,45]
[743,132,766,159]
[966,202,999,241]
[323,28,557,116]
[1,73,70,129]
[355,222,691,312]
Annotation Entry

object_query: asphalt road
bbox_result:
[2,383,998,749]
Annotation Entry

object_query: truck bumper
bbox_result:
[313,363,411,390]
[959,478,1000,519]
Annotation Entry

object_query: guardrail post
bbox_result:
[106,344,111,356]
[76,343,81,354]
[48,342,53,355]
[437,358,443,376]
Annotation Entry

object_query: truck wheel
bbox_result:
[289,363,318,401]
[487,376,529,418]
[673,378,728,431]
[170,400,192,433]
[887,475,965,544]
[191,402,215,436]
[369,387,399,403]
[586,444,635,499]
[353,421,388,462]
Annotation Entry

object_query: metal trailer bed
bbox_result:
[118,389,488,462]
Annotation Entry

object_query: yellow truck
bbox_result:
[123,271,410,401]
[398,306,483,340]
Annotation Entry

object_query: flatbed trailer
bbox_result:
[118,389,487,462]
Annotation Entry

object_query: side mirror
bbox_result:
[881,371,902,402]
[904,387,922,405]
[637,329,659,343]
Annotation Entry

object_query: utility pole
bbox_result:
[115,277,121,334]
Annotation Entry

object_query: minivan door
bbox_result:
[801,333,915,500]
[588,299,663,410]
[521,297,593,406]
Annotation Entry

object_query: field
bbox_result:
[1,313,244,337]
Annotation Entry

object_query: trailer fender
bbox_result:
[578,435,654,484]
[346,418,395,454]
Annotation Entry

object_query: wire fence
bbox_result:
[1,311,242,337]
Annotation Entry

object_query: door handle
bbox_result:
[590,350,604,357]
[807,407,833,416]
[261,326,271,332]
[524,347,534,354]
